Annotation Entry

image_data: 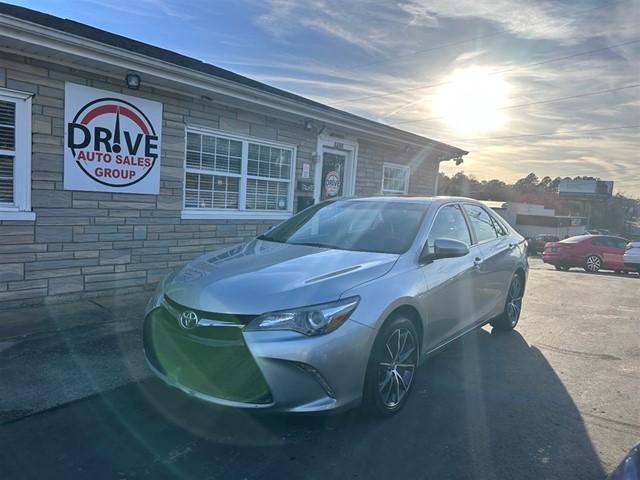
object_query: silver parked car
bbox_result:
[623,241,640,273]
[143,196,528,416]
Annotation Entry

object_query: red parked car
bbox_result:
[542,234,636,273]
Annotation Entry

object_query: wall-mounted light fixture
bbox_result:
[304,120,314,130]
[125,72,141,90]
[434,154,465,194]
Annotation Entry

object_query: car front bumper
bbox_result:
[143,305,375,413]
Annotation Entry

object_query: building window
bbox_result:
[183,128,295,219]
[382,163,410,194]
[0,89,34,221]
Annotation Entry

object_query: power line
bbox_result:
[607,178,640,184]
[324,0,630,75]
[331,39,640,105]
[387,84,640,126]
[451,125,639,142]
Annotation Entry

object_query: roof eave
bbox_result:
[0,9,467,156]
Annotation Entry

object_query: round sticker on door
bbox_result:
[325,171,341,197]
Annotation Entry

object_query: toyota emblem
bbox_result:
[179,310,199,330]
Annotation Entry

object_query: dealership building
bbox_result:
[0,3,467,308]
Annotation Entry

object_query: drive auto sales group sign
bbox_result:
[64,83,162,194]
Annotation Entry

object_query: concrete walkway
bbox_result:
[0,293,153,424]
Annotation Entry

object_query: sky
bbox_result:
[8,0,640,197]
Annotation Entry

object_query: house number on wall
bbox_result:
[333,142,344,149]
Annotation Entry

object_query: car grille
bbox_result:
[143,304,272,404]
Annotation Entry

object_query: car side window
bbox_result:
[614,238,628,249]
[427,204,472,253]
[493,216,509,236]
[463,204,503,243]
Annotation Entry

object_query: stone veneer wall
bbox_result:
[0,52,438,309]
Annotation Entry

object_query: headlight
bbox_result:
[246,297,360,336]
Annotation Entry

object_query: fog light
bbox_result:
[292,362,335,398]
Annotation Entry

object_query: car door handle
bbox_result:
[473,257,483,269]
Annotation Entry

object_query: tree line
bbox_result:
[436,172,639,234]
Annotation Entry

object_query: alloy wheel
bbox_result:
[505,275,523,327]
[586,255,601,272]
[377,326,417,409]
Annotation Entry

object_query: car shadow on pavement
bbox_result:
[0,326,606,480]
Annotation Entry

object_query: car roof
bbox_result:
[562,234,629,243]
[333,195,483,206]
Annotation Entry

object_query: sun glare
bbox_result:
[434,67,510,134]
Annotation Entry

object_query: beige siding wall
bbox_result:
[355,142,439,197]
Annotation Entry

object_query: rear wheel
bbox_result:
[584,255,601,273]
[491,273,523,331]
[363,315,418,417]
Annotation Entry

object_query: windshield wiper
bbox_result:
[289,241,348,250]
[257,235,283,243]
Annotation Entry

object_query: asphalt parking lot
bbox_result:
[0,257,638,479]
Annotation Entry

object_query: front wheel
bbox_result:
[490,273,523,331]
[584,255,601,273]
[363,316,419,417]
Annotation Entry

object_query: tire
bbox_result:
[554,265,562,271]
[584,255,602,273]
[490,273,524,331]
[363,315,419,417]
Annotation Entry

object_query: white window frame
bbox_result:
[181,126,297,220]
[0,88,34,221]
[382,162,410,195]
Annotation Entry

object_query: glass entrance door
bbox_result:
[320,152,346,200]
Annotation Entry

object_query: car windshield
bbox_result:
[259,200,430,254]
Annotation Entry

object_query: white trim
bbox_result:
[0,88,34,221]
[0,211,36,221]
[381,162,410,195]
[182,126,297,219]
[181,210,292,221]
[0,15,467,156]
[314,133,358,203]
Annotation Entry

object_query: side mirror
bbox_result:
[420,238,470,264]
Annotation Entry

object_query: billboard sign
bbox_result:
[559,179,613,198]
[64,83,162,194]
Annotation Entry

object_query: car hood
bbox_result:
[163,239,398,314]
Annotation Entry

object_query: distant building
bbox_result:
[484,202,587,238]
[0,4,467,308]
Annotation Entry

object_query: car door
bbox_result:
[590,237,610,267]
[462,203,516,321]
[420,203,481,351]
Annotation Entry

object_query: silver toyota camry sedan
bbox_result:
[143,196,528,416]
